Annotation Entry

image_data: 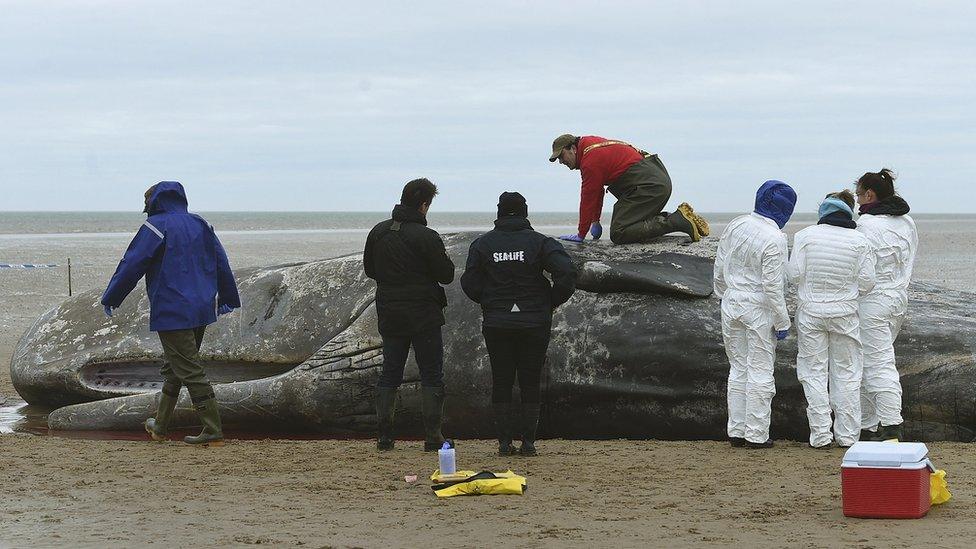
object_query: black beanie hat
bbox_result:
[497,191,528,218]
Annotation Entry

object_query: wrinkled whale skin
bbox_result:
[11,233,976,441]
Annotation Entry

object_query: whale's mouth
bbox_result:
[79,361,298,393]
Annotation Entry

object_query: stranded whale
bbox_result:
[10,233,976,441]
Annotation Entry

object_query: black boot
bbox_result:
[422,386,446,452]
[729,437,746,448]
[519,403,541,456]
[874,423,904,441]
[860,426,878,441]
[745,439,774,449]
[145,385,180,441]
[183,398,224,447]
[375,387,397,451]
[493,402,517,456]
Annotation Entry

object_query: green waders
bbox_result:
[607,155,677,244]
[156,327,224,447]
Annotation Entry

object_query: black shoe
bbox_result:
[519,403,541,456]
[860,428,878,441]
[810,442,833,449]
[375,387,397,451]
[876,423,904,441]
[745,439,774,449]
[421,386,446,452]
[729,437,746,448]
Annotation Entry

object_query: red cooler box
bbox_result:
[841,441,933,519]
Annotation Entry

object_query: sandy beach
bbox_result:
[0,436,973,548]
[2,215,976,547]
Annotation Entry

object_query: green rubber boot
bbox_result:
[493,402,518,456]
[422,386,446,452]
[183,398,224,447]
[375,387,397,451]
[144,389,179,441]
[519,403,541,456]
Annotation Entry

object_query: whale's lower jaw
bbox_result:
[78,360,297,395]
[16,359,301,408]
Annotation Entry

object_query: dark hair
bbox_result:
[826,190,856,210]
[856,168,897,200]
[400,178,438,209]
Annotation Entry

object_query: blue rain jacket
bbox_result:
[754,180,797,229]
[101,182,241,332]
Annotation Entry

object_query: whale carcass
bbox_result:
[10,233,976,441]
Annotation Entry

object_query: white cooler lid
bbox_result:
[842,441,928,467]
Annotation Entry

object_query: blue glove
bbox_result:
[103,305,114,318]
[217,304,235,316]
[559,234,585,243]
[590,222,603,240]
[775,329,789,341]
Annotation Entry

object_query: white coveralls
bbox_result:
[788,225,876,447]
[714,213,790,444]
[856,214,918,431]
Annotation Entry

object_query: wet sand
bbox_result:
[2,436,975,548]
[2,218,976,547]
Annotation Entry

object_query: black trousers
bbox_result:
[376,326,445,388]
[482,326,551,404]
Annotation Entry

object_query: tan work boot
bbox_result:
[669,202,710,242]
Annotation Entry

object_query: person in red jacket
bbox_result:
[549,134,709,244]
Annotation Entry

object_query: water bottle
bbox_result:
[438,441,456,475]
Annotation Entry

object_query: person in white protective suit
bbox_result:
[788,191,876,448]
[714,180,797,449]
[854,168,917,441]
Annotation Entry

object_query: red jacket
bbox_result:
[575,136,644,237]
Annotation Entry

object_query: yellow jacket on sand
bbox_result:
[430,470,526,498]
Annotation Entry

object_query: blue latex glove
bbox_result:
[590,221,603,240]
[775,329,789,341]
[103,305,114,318]
[217,304,235,316]
[559,234,585,243]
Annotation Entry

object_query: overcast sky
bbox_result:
[1,1,973,213]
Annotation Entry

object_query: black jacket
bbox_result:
[460,216,577,329]
[364,205,455,336]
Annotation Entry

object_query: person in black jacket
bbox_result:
[460,192,577,456]
[364,178,456,452]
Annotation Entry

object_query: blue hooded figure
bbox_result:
[101,181,240,447]
[754,180,797,229]
[102,181,240,330]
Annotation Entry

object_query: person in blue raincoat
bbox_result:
[101,181,240,447]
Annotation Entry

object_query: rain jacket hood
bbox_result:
[102,182,241,331]
[754,180,797,229]
[146,181,189,215]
